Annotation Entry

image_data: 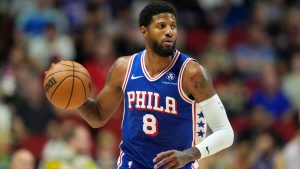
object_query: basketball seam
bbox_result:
[45,70,90,82]
[58,62,83,68]
[50,76,74,100]
[49,75,89,108]
[65,62,75,109]
[74,76,87,100]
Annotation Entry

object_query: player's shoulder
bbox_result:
[183,59,207,78]
[181,59,215,101]
[112,55,135,73]
[108,54,136,87]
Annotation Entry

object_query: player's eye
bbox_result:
[171,25,177,30]
[157,24,165,29]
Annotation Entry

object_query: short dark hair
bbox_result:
[139,1,177,27]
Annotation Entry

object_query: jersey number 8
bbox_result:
[143,114,158,136]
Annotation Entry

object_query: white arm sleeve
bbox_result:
[195,94,234,159]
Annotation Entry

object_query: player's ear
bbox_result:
[140,26,147,39]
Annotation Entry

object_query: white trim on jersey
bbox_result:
[121,54,136,130]
[178,58,194,104]
[141,50,180,81]
[117,151,125,169]
[122,53,137,92]
[192,160,199,169]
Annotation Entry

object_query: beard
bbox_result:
[149,37,176,57]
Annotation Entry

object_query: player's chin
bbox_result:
[161,44,174,51]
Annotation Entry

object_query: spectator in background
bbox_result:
[283,52,300,112]
[10,149,35,169]
[0,47,38,155]
[277,7,300,67]
[28,23,75,70]
[217,77,248,117]
[283,122,300,169]
[229,139,253,169]
[238,106,283,145]
[251,2,270,29]
[233,23,276,79]
[83,35,116,96]
[95,129,118,169]
[15,0,68,38]
[0,46,39,98]
[249,64,292,120]
[0,132,11,169]
[12,64,56,136]
[219,0,250,29]
[251,1,283,34]
[0,90,12,169]
[0,90,12,140]
[252,132,285,169]
[198,29,233,79]
[59,0,88,30]
[164,0,205,28]
[39,122,97,169]
[8,63,56,160]
[75,25,98,62]
[85,0,111,30]
[9,0,35,17]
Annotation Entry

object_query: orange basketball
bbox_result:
[44,60,92,110]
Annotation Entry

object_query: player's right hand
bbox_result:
[153,150,191,169]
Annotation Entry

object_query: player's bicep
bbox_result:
[94,57,128,120]
[184,62,216,103]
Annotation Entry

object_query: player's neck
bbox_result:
[144,49,174,77]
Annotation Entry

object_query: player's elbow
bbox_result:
[225,127,234,148]
[87,120,107,128]
[88,121,104,128]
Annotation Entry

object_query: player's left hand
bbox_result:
[153,150,192,169]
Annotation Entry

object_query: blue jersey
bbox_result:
[118,50,207,169]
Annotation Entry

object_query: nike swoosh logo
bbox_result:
[131,74,144,80]
[206,146,209,155]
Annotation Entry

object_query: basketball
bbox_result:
[44,60,92,110]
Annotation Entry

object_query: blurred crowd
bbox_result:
[0,0,300,169]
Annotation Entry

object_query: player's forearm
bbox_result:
[183,147,201,161]
[77,98,105,128]
[195,127,234,159]
[195,94,234,159]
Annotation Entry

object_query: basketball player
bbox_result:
[77,1,234,168]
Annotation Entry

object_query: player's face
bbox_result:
[144,13,177,57]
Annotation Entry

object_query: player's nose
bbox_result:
[165,25,174,37]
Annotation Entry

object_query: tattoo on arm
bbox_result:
[191,67,215,100]
[183,147,201,161]
[105,63,117,84]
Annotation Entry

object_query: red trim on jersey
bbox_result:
[147,117,159,137]
[122,54,136,92]
[193,102,197,146]
[121,100,126,129]
[178,58,194,104]
[146,92,154,110]
[177,58,197,147]
[141,50,180,81]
